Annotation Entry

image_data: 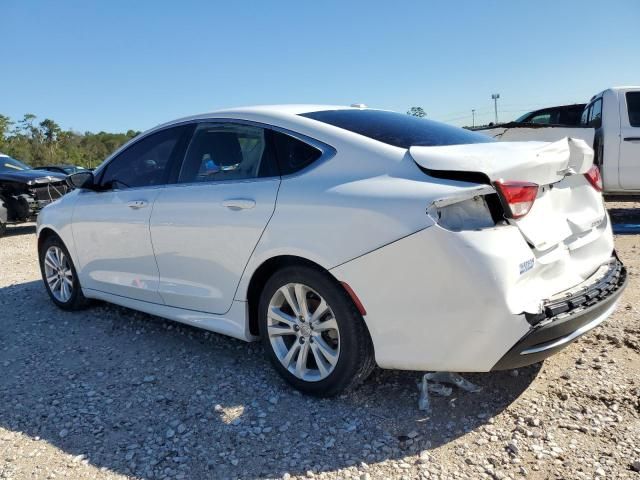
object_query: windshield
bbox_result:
[300,109,493,148]
[0,156,33,172]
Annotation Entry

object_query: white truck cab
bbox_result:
[478,86,640,194]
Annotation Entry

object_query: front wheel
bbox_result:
[258,266,375,397]
[39,235,88,310]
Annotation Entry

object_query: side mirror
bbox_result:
[67,171,95,190]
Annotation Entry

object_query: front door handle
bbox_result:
[623,137,640,141]
[127,200,148,209]
[222,198,256,210]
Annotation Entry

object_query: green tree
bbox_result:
[1,112,138,168]
[407,106,426,118]
[39,119,62,163]
[0,114,13,151]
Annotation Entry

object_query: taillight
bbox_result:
[584,165,603,192]
[494,180,539,219]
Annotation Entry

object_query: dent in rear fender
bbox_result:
[330,225,532,372]
[234,174,502,302]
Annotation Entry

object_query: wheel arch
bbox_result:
[37,226,62,253]
[245,254,367,338]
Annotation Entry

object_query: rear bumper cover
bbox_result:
[492,256,627,370]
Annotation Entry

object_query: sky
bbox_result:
[2,0,639,133]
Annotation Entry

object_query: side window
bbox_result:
[588,99,603,128]
[100,126,186,189]
[178,123,278,183]
[580,105,591,126]
[560,108,582,126]
[627,92,640,127]
[529,112,554,124]
[271,130,322,175]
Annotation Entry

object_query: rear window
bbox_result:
[627,92,640,127]
[271,130,322,175]
[300,109,493,148]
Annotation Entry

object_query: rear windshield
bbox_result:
[300,109,493,148]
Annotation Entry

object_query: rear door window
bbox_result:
[178,123,278,183]
[627,92,640,127]
[300,109,492,148]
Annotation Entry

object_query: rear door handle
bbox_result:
[623,137,640,141]
[222,198,256,210]
[127,200,148,209]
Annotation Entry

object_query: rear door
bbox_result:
[150,122,280,314]
[619,91,640,189]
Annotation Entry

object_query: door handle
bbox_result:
[127,200,148,209]
[222,198,256,210]
[623,137,640,141]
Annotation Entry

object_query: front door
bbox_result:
[150,122,280,314]
[72,125,190,303]
[620,91,640,190]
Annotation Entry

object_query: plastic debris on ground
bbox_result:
[418,372,482,412]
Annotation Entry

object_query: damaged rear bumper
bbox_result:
[492,256,627,370]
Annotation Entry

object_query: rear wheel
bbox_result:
[39,235,88,310]
[0,221,5,238]
[258,265,375,396]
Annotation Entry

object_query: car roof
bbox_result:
[155,104,363,130]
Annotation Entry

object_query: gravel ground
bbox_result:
[1,201,639,480]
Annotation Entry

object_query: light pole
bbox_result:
[491,93,500,124]
[472,109,476,128]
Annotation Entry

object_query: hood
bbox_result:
[0,169,66,184]
[409,137,593,185]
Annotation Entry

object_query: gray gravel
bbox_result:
[1,205,639,480]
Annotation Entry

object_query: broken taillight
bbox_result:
[494,180,539,219]
[584,165,603,192]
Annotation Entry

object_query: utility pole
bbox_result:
[472,109,476,128]
[491,93,500,124]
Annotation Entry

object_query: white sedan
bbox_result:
[37,105,627,396]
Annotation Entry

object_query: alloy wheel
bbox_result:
[43,246,74,303]
[267,283,340,382]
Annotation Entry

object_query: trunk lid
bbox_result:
[410,138,607,253]
[410,138,593,186]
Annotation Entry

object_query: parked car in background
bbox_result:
[514,104,586,126]
[37,105,626,396]
[0,154,68,237]
[477,86,640,194]
[39,165,90,175]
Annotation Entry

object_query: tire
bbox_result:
[258,265,375,397]
[0,195,7,238]
[39,234,89,311]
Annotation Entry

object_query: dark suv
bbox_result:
[0,154,68,236]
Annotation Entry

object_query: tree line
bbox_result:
[0,113,139,169]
